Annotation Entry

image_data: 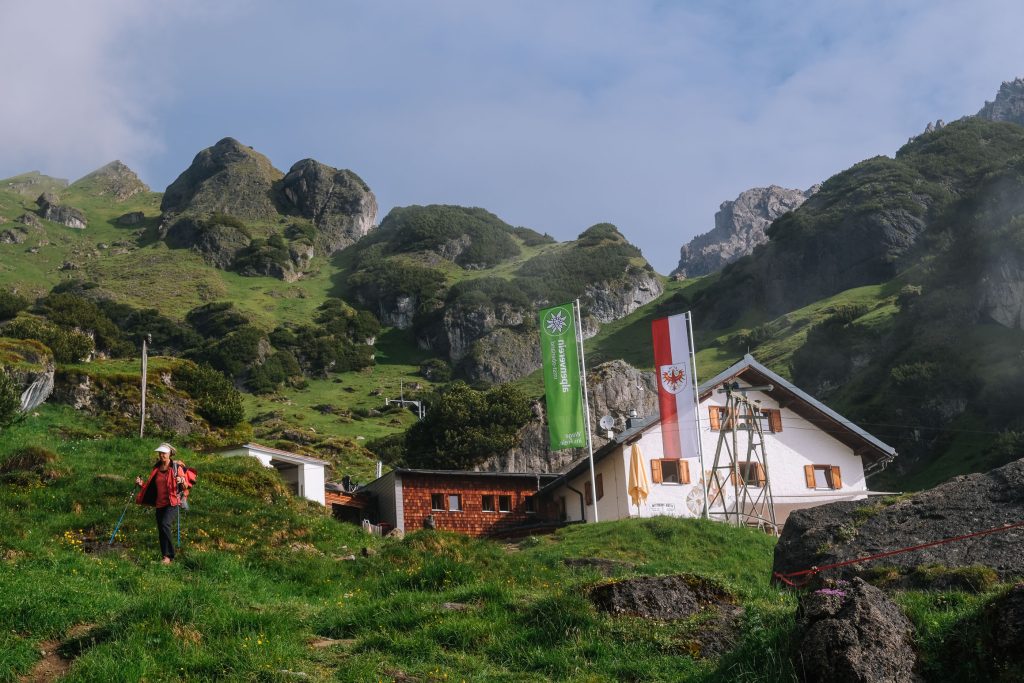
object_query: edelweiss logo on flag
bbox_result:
[659,364,688,394]
[543,308,570,336]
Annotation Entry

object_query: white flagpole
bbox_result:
[686,312,709,520]
[139,336,148,439]
[574,299,599,523]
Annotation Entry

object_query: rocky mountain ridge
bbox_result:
[671,184,816,279]
[976,76,1024,126]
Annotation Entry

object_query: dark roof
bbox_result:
[392,468,559,480]
[539,354,896,494]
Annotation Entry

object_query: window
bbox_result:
[736,462,766,487]
[804,465,842,490]
[651,459,691,484]
[709,406,733,431]
[482,495,496,512]
[431,493,445,511]
[585,481,593,505]
[596,473,604,501]
[498,495,512,512]
[524,495,535,513]
[448,494,462,511]
[761,409,783,433]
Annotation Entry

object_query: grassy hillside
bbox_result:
[0,407,1013,681]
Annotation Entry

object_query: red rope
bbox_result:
[772,520,1024,588]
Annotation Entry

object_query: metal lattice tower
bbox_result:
[705,382,778,534]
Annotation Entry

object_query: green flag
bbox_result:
[539,303,586,450]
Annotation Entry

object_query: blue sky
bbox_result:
[3,0,1023,273]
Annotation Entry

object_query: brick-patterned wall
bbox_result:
[401,473,547,537]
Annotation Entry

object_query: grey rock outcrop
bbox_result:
[477,360,654,473]
[115,211,145,226]
[584,267,663,322]
[978,255,1024,330]
[977,77,1024,127]
[0,225,29,244]
[161,216,250,269]
[161,137,283,220]
[36,193,87,229]
[278,159,377,255]
[794,578,918,683]
[672,185,816,278]
[458,327,540,385]
[773,457,1024,582]
[70,161,149,201]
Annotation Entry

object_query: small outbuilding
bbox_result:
[218,443,328,506]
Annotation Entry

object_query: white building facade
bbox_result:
[540,355,896,528]
[218,443,328,506]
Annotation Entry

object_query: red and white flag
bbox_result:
[652,312,700,460]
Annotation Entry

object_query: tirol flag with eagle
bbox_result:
[651,312,700,460]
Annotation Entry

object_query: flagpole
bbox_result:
[574,299,599,523]
[685,312,709,520]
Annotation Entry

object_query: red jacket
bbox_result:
[136,461,190,508]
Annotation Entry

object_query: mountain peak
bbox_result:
[976,76,1024,126]
[69,160,149,201]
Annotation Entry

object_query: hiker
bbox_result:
[135,442,190,564]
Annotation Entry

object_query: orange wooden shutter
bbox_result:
[765,409,782,433]
[585,481,593,505]
[596,473,604,500]
[830,466,842,489]
[651,459,663,484]
[680,460,691,484]
[729,469,738,486]
[709,406,721,431]
[804,465,815,488]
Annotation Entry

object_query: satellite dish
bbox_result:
[599,415,615,430]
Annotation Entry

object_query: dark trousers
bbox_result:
[155,505,177,559]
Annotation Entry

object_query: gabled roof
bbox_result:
[699,355,896,464]
[540,354,896,494]
[220,442,329,466]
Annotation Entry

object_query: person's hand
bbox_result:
[135,476,144,487]
[176,475,184,485]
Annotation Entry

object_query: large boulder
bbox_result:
[794,578,918,683]
[161,137,283,220]
[161,216,251,269]
[69,161,149,201]
[277,158,377,255]
[36,192,87,229]
[773,458,1024,583]
[589,574,736,620]
[672,185,816,279]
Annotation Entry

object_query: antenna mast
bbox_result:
[705,382,778,534]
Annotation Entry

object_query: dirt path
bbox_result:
[19,641,71,683]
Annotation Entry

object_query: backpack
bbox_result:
[173,461,198,510]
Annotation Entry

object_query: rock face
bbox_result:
[773,458,1024,582]
[977,77,1024,126]
[69,161,149,201]
[477,360,655,473]
[161,137,284,220]
[585,267,663,322]
[978,254,1024,330]
[36,193,87,229]
[278,159,377,255]
[672,185,816,278]
[794,578,918,683]
[161,217,250,269]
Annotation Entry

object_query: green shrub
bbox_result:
[0,367,20,429]
[247,351,301,394]
[205,212,251,236]
[510,226,555,246]
[174,362,244,427]
[3,315,94,363]
[419,358,452,382]
[0,290,29,321]
[186,302,250,339]
[377,204,521,268]
[40,292,127,356]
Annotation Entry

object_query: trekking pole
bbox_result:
[109,485,140,545]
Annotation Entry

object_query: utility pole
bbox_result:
[139,334,151,438]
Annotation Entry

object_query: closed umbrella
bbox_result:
[627,443,649,516]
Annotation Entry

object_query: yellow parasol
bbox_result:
[627,443,649,515]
